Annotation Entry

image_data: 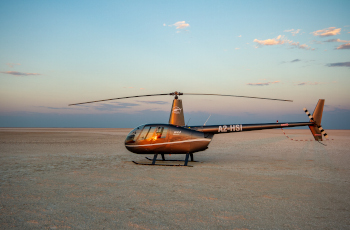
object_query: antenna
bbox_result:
[203,114,211,126]
[186,118,191,126]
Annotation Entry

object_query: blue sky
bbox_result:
[0,0,349,129]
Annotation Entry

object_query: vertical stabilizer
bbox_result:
[169,99,185,126]
[312,99,324,126]
[308,99,325,141]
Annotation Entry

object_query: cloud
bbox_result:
[94,103,139,111]
[238,35,242,37]
[327,62,350,67]
[246,81,280,86]
[6,63,21,68]
[336,43,350,50]
[290,42,314,50]
[173,21,190,29]
[38,106,78,110]
[0,71,41,76]
[310,40,324,44]
[297,82,322,86]
[291,59,301,62]
[296,81,336,86]
[137,101,168,105]
[324,38,350,43]
[311,27,341,37]
[254,35,314,50]
[253,35,285,46]
[284,29,300,36]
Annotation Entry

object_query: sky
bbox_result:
[0,0,349,129]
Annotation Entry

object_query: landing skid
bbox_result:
[132,153,195,167]
[132,161,193,167]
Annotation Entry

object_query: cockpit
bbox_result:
[125,125,168,145]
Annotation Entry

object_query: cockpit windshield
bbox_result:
[125,125,144,144]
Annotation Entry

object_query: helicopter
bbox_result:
[69,91,328,167]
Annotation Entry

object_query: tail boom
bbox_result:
[187,122,313,134]
[187,99,327,140]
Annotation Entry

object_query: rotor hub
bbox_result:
[170,91,183,99]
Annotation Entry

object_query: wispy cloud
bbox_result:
[297,82,322,86]
[137,100,168,105]
[296,81,336,86]
[0,71,41,76]
[38,106,78,110]
[254,35,314,50]
[173,21,190,29]
[246,81,280,86]
[123,87,145,90]
[284,29,300,36]
[280,59,303,64]
[253,35,285,46]
[336,43,350,50]
[290,42,314,50]
[310,40,323,44]
[327,62,350,67]
[324,38,350,43]
[311,27,341,37]
[94,103,139,111]
[6,63,21,68]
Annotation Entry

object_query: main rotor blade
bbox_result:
[69,93,171,106]
[183,93,293,102]
[69,91,292,106]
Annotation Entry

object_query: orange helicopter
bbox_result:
[69,91,327,166]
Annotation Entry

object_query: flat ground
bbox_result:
[0,128,349,229]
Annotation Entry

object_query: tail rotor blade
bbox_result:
[303,107,328,138]
[317,125,329,138]
[303,108,315,122]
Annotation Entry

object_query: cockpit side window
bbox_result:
[139,126,151,140]
[145,127,157,140]
[156,127,168,139]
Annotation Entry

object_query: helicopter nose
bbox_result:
[124,141,137,154]
[125,144,132,153]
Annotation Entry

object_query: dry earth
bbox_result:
[0,128,349,229]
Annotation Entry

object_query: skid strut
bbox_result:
[132,153,195,167]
